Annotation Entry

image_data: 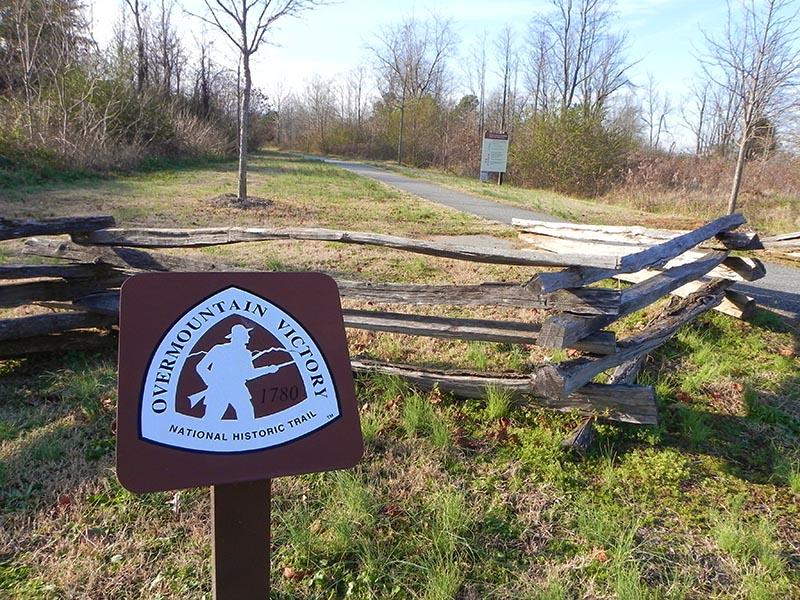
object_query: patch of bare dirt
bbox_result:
[210,193,273,210]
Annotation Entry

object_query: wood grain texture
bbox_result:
[616,214,745,271]
[0,311,117,342]
[528,214,749,293]
[22,240,622,315]
[0,276,128,308]
[541,279,730,398]
[0,330,118,359]
[336,280,621,315]
[513,218,762,250]
[0,263,120,280]
[341,309,617,354]
[561,417,597,451]
[615,273,756,320]
[537,251,729,349]
[351,359,657,424]
[74,227,624,268]
[70,293,617,353]
[0,216,115,241]
[607,356,647,385]
[518,236,763,282]
[23,238,239,272]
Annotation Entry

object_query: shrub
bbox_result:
[510,108,637,196]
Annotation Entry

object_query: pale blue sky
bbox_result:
[90,0,732,145]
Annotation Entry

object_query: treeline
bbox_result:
[0,0,273,179]
[275,0,800,199]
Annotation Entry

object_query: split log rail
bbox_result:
[0,214,771,427]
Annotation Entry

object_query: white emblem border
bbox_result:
[140,287,340,453]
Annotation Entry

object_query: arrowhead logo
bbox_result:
[140,287,340,453]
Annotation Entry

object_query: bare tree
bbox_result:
[533,0,633,115]
[343,65,368,131]
[701,0,800,213]
[464,30,488,138]
[153,0,182,94]
[495,24,517,131]
[641,73,671,150]
[525,23,552,115]
[191,0,327,201]
[304,74,335,149]
[123,0,149,94]
[368,15,455,164]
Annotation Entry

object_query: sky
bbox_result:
[88,0,732,147]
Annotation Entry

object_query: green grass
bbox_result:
[369,159,799,233]
[484,385,513,420]
[370,160,679,228]
[1,150,798,598]
[0,316,797,599]
[0,150,498,240]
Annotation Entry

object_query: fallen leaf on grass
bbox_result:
[453,426,481,450]
[56,494,72,512]
[428,387,444,405]
[381,503,404,518]
[283,566,312,581]
[591,548,609,563]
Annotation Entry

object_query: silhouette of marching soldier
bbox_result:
[188,324,294,421]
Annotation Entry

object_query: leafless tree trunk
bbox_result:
[124,0,148,94]
[496,24,516,131]
[368,15,455,165]
[192,0,327,201]
[532,0,633,116]
[642,73,670,150]
[155,0,179,94]
[683,82,710,155]
[525,25,551,114]
[466,31,488,139]
[701,0,800,214]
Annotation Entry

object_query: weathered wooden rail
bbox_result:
[0,213,770,428]
[761,231,800,262]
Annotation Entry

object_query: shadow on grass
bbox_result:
[0,152,263,204]
[638,309,799,485]
[0,350,117,513]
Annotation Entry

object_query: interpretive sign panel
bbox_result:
[480,131,509,173]
[117,272,363,493]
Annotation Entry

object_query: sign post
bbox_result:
[212,480,271,598]
[117,272,363,598]
[480,131,509,185]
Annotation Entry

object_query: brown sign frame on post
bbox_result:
[117,272,363,597]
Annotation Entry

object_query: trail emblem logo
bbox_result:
[141,287,339,453]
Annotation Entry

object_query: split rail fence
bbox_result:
[761,231,800,262]
[0,214,768,431]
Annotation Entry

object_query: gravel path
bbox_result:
[327,158,800,321]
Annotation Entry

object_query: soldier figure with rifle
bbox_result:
[188,324,295,421]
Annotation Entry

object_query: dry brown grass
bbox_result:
[608,152,800,234]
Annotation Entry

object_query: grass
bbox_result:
[0,150,799,598]
[372,160,693,229]
[372,160,799,234]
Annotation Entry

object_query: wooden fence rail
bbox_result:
[0,216,115,241]
[0,213,770,427]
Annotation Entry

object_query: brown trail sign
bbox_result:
[116,272,363,598]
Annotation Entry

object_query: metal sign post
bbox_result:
[212,480,271,599]
[117,273,363,599]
